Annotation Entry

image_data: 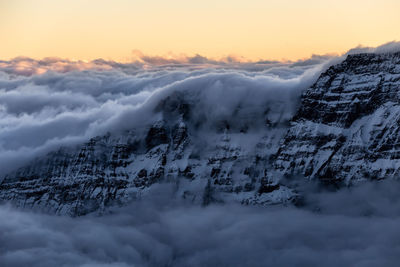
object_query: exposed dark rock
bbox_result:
[145,122,170,150]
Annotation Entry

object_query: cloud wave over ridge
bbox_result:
[0,52,334,176]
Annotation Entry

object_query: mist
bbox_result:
[1,181,400,267]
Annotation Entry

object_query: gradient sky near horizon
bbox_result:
[0,0,399,62]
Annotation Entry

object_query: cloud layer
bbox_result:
[1,181,400,267]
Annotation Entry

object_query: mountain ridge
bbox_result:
[1,51,400,216]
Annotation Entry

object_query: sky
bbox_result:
[0,0,399,62]
[1,2,400,265]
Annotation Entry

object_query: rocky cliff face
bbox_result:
[274,52,400,183]
[1,52,400,215]
[0,91,294,216]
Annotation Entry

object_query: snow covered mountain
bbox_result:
[1,52,400,216]
[0,83,297,215]
[274,52,400,183]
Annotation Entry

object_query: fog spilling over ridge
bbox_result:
[0,53,332,177]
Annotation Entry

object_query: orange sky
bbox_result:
[0,0,399,62]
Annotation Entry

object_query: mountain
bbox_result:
[0,90,295,216]
[274,52,400,183]
[1,52,400,216]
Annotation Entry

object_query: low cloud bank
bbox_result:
[1,181,400,267]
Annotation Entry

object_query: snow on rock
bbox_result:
[274,52,400,184]
[0,88,294,216]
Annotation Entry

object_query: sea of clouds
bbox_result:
[1,181,400,267]
[1,42,400,266]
